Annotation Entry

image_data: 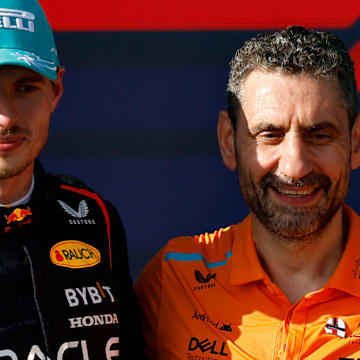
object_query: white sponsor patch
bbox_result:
[68,313,119,329]
[0,337,120,359]
[64,285,114,307]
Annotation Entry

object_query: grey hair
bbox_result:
[227,26,358,129]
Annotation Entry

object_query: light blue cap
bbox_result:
[0,0,59,80]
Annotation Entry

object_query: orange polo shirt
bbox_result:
[135,206,360,360]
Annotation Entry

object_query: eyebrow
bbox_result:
[248,122,283,135]
[248,121,341,136]
[304,122,340,132]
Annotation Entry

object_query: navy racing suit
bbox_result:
[0,161,144,359]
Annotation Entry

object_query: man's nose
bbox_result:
[277,134,313,181]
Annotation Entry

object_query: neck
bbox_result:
[0,163,34,205]
[252,208,347,304]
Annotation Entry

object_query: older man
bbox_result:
[0,0,143,358]
[136,26,360,359]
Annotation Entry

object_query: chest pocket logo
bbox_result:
[50,240,101,269]
[58,200,89,218]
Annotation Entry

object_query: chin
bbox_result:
[0,158,34,180]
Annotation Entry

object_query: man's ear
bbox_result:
[351,113,360,170]
[217,110,236,171]
[50,66,65,113]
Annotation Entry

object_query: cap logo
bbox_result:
[0,8,35,33]
[11,51,57,71]
[50,240,101,269]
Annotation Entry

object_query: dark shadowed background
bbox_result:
[38,0,360,280]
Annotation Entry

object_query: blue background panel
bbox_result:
[39,30,360,280]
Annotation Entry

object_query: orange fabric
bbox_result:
[136,206,360,360]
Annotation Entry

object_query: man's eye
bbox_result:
[307,132,331,143]
[257,132,283,143]
[313,133,329,139]
[262,132,280,138]
[16,84,37,93]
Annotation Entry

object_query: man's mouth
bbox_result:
[0,137,19,142]
[0,136,25,152]
[271,186,320,198]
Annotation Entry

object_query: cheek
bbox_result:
[26,110,51,143]
[252,145,279,173]
[311,144,350,175]
[237,144,278,182]
[25,103,52,126]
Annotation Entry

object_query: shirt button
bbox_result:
[267,286,274,294]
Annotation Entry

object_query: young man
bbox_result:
[0,0,143,358]
[136,26,360,359]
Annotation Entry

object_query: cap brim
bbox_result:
[0,49,57,80]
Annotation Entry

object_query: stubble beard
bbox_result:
[236,155,350,242]
[0,126,45,180]
[0,154,34,179]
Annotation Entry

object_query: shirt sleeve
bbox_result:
[135,247,165,360]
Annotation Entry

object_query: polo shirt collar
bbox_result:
[325,205,360,297]
[229,206,360,298]
[230,215,270,285]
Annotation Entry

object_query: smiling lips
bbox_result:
[0,136,24,152]
[273,185,319,197]
[270,184,321,205]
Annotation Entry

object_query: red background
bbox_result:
[38,0,360,31]
[37,0,360,98]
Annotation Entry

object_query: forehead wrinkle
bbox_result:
[239,71,350,137]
